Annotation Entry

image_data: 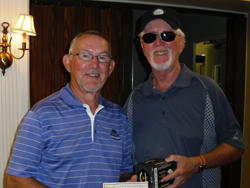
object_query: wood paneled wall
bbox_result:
[222,14,247,188]
[30,1,126,106]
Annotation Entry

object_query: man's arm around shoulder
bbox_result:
[6,174,49,188]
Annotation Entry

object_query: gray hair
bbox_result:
[68,30,112,59]
[176,28,185,38]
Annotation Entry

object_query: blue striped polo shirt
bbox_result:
[7,83,133,188]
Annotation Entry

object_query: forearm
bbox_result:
[201,143,244,169]
[6,174,49,188]
[161,143,244,187]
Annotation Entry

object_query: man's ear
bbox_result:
[140,41,146,57]
[108,60,115,77]
[63,54,71,73]
[179,36,186,53]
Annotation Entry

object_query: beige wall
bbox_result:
[241,12,250,188]
[0,0,30,187]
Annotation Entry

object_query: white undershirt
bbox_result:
[83,104,104,143]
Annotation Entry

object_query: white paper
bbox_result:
[103,182,148,188]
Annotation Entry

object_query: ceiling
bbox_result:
[99,0,250,14]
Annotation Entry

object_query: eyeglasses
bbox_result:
[140,31,177,44]
[69,52,112,63]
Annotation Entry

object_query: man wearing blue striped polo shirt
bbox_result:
[6,31,135,188]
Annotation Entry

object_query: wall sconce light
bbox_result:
[0,14,36,76]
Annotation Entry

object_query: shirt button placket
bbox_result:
[161,95,165,115]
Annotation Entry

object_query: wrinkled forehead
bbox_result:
[75,34,111,54]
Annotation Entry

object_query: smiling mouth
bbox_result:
[87,73,99,77]
[154,51,168,55]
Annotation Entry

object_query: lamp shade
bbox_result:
[12,14,36,36]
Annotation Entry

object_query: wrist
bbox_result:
[197,155,206,173]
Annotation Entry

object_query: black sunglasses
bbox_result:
[141,31,177,43]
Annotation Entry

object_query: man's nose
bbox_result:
[89,56,99,68]
[154,35,165,45]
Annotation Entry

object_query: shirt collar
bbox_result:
[172,63,193,87]
[60,83,105,107]
[142,63,193,97]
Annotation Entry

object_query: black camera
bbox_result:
[135,158,177,188]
